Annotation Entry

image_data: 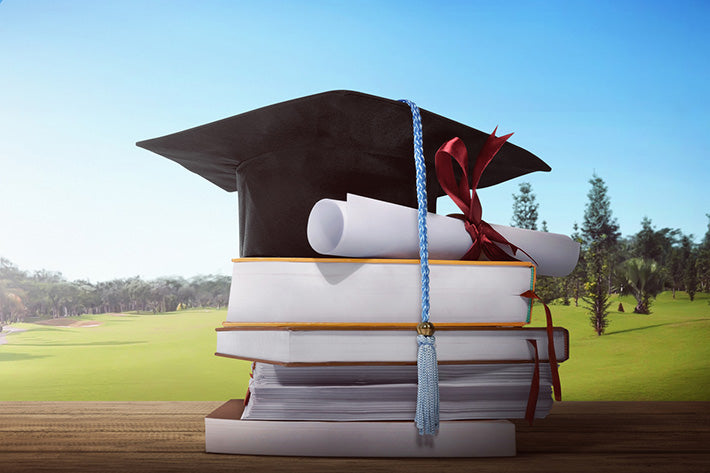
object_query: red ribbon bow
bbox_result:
[434,130,534,263]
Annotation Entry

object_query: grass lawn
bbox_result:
[1,309,250,401]
[1,291,708,401]
[529,291,710,401]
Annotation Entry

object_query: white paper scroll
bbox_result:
[307,194,580,277]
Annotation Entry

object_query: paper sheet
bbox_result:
[307,194,580,277]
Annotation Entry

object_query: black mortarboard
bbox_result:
[137,90,550,257]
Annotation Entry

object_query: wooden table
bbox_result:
[1,401,708,472]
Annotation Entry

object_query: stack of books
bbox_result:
[135,90,573,457]
[205,258,568,457]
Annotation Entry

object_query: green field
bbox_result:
[1,310,250,401]
[1,292,709,401]
[529,291,710,400]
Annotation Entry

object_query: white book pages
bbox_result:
[307,194,580,277]
[206,400,516,457]
[215,327,569,364]
[243,365,554,421]
[252,362,551,385]
[227,259,535,324]
[243,397,553,421]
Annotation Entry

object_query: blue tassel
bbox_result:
[400,99,440,436]
[415,334,440,435]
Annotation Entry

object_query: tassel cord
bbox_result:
[401,99,439,436]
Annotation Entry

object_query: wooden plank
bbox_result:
[0,401,222,415]
[0,402,708,472]
[1,452,709,473]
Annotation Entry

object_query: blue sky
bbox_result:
[1,0,708,282]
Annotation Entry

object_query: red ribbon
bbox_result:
[243,361,256,406]
[525,339,540,425]
[435,131,535,263]
[521,290,562,402]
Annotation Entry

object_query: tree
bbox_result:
[583,241,612,335]
[669,234,698,300]
[581,174,621,251]
[580,175,619,334]
[668,245,685,298]
[0,259,28,323]
[565,223,586,307]
[511,182,539,230]
[630,217,678,266]
[685,248,699,302]
[696,214,710,292]
[615,258,665,314]
[0,280,27,324]
[0,257,232,317]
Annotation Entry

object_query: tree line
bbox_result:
[511,174,710,335]
[0,260,230,324]
[2,174,707,334]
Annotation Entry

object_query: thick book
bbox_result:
[205,400,516,457]
[215,325,568,365]
[242,363,555,421]
[227,258,536,325]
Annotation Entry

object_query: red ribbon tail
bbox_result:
[244,362,256,406]
[481,222,540,267]
[525,339,540,425]
[480,240,520,262]
[521,290,562,402]
[469,129,513,191]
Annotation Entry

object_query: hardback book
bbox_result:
[227,258,537,325]
[242,362,555,421]
[215,325,569,365]
[205,400,516,457]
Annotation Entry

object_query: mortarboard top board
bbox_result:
[136,90,550,258]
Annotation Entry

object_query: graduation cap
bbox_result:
[136,90,550,258]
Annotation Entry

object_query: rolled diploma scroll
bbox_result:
[307,194,580,277]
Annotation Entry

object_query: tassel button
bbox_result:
[416,322,435,336]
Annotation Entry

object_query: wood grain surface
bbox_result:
[1,401,708,472]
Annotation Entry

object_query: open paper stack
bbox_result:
[137,90,578,457]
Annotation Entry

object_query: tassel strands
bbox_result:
[400,99,440,436]
[415,326,439,435]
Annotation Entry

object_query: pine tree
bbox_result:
[511,182,539,230]
[581,174,620,250]
[581,174,619,335]
[583,241,612,335]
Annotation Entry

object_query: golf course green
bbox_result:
[1,291,708,401]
